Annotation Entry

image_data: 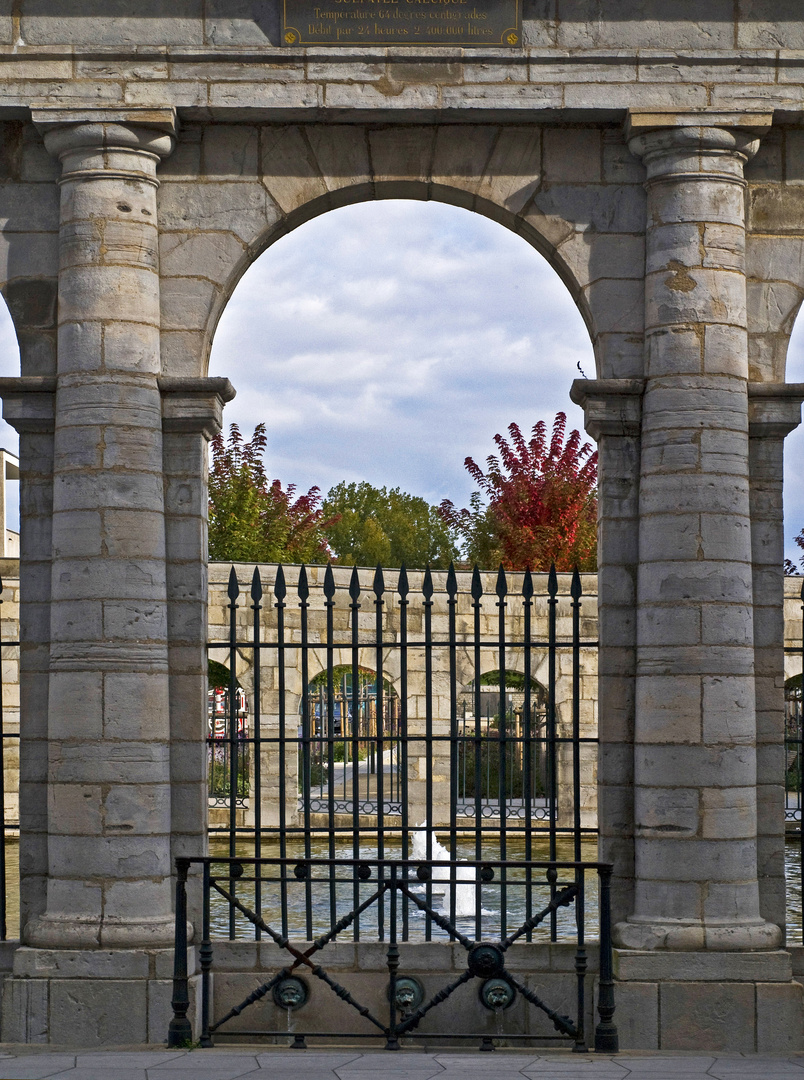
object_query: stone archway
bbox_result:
[0,99,800,1049]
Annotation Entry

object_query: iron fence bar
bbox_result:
[386,862,400,1050]
[396,969,475,1036]
[573,863,586,1052]
[209,637,601,650]
[324,564,337,933]
[471,566,482,940]
[374,565,385,942]
[398,567,410,941]
[547,564,558,941]
[503,973,577,1038]
[423,568,434,942]
[168,857,191,1047]
[571,569,582,866]
[523,569,533,941]
[226,567,239,939]
[210,630,600,648]
[275,566,289,939]
[251,568,263,939]
[298,566,313,941]
[200,859,213,1046]
[497,565,508,941]
[210,969,287,1035]
[447,562,458,936]
[349,567,361,940]
[594,864,618,1052]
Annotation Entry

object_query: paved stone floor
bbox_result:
[0,1049,802,1080]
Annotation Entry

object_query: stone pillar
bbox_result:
[160,376,234,928]
[618,112,780,952]
[24,107,177,950]
[570,378,644,927]
[0,377,57,935]
[747,384,804,937]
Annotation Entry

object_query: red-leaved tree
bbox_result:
[208,423,334,564]
[439,413,598,572]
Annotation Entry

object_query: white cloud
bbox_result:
[209,200,594,508]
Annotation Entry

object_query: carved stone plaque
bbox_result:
[282,0,521,47]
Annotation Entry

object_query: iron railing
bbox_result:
[206,562,600,942]
[169,853,618,1052]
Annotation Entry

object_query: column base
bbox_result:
[24,914,176,950]
[613,916,782,952]
[1,947,199,1046]
[612,948,803,1052]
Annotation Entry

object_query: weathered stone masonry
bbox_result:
[0,2,802,1051]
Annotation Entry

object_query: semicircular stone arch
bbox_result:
[157,122,647,381]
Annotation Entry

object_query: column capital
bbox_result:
[569,378,644,440]
[748,382,804,439]
[159,377,237,440]
[32,106,177,185]
[625,110,771,183]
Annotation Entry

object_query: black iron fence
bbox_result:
[206,562,600,933]
[169,853,618,1053]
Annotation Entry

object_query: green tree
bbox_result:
[208,423,333,563]
[323,481,458,569]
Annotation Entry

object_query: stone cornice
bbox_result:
[748,381,804,438]
[0,376,56,434]
[569,378,644,440]
[159,376,236,440]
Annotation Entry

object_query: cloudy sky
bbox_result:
[0,197,802,566]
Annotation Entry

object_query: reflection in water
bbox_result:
[787,838,803,943]
[207,836,601,943]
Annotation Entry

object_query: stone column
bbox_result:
[747,384,804,937]
[618,112,780,951]
[0,377,56,934]
[570,378,644,927]
[26,107,177,949]
[160,376,234,929]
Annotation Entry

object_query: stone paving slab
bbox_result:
[2,1051,804,1080]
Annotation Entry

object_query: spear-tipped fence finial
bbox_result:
[274,564,287,603]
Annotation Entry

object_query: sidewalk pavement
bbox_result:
[0,1049,802,1080]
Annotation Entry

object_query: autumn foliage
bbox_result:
[439,413,598,572]
[208,423,334,564]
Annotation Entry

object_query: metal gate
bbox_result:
[171,561,615,1050]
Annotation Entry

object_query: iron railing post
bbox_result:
[594,864,618,1053]
[385,863,400,1050]
[200,860,214,1047]
[168,858,192,1047]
